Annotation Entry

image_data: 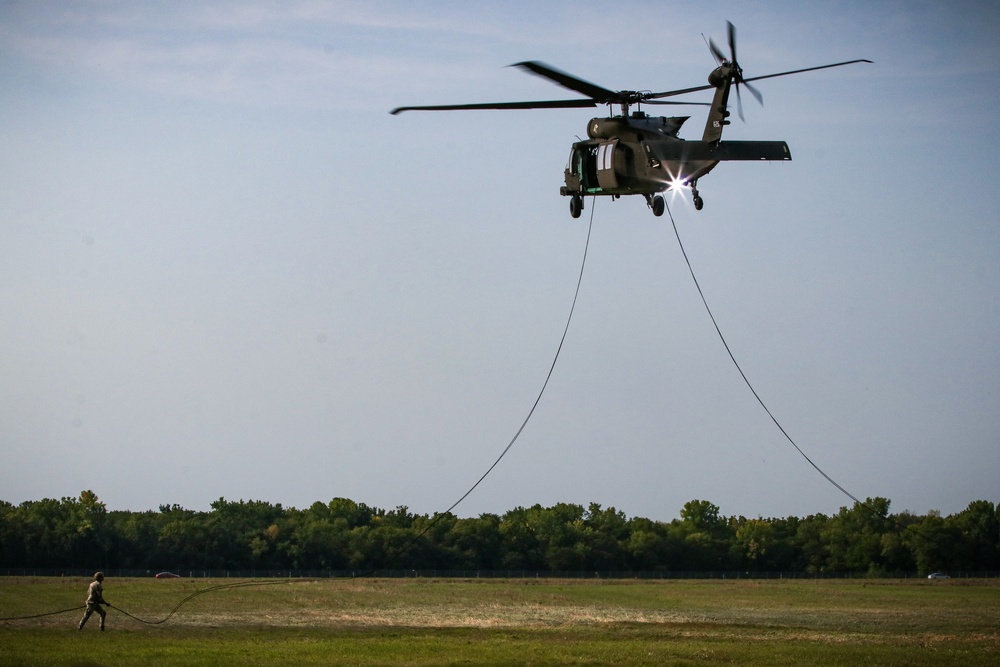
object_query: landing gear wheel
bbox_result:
[651,195,665,217]
[690,181,704,211]
[569,194,583,219]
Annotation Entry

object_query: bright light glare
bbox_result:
[667,176,690,194]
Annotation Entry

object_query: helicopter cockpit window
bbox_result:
[597,143,614,171]
[595,141,619,189]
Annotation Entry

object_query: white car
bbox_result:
[927,572,951,579]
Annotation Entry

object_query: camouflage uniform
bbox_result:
[78,574,107,630]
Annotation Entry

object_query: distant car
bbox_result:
[927,572,951,579]
[154,571,180,579]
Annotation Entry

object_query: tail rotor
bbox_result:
[710,21,764,122]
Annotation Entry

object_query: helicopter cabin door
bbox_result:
[595,140,619,189]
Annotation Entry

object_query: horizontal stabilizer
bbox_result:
[651,140,791,162]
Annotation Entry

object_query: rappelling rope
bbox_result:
[429,197,597,520]
[663,199,865,507]
[665,202,943,540]
[108,580,297,625]
[0,605,85,622]
[329,196,597,575]
[0,581,295,624]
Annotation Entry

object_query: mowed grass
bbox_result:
[2,576,998,666]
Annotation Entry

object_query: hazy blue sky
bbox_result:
[2,1,998,521]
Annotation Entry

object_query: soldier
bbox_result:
[78,572,109,631]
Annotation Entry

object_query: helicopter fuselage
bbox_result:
[561,113,720,199]
[561,106,791,216]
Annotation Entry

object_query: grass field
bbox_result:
[2,576,998,666]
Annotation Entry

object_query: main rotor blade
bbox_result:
[391,58,871,115]
[727,21,737,64]
[743,59,873,84]
[643,99,711,106]
[510,61,618,102]
[390,99,597,114]
[646,58,871,102]
[646,83,716,100]
[708,36,726,65]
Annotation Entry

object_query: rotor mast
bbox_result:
[612,92,647,117]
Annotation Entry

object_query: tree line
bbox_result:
[1,491,997,576]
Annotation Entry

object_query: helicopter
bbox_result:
[391,22,870,217]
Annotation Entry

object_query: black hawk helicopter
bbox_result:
[391,22,870,217]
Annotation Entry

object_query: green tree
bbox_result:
[679,500,722,533]
[158,510,209,570]
[733,518,774,572]
[327,498,373,529]
[676,500,732,570]
[376,505,414,529]
[946,500,999,571]
[442,514,502,570]
[108,510,165,569]
[794,513,831,573]
[762,516,800,572]
[0,500,27,566]
[498,506,544,569]
[533,503,586,571]
[825,498,895,575]
[624,518,675,571]
[290,512,349,569]
[206,498,286,568]
[77,490,110,568]
[907,511,955,574]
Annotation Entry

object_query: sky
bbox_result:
[2,1,998,522]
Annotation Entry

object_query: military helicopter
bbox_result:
[391,22,870,217]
